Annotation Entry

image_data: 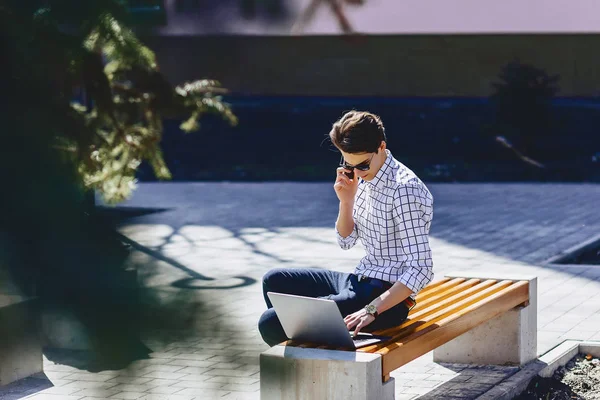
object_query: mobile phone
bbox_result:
[344,170,354,179]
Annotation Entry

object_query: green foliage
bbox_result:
[1,1,238,365]
[3,1,237,205]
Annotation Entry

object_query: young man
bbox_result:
[258,111,434,346]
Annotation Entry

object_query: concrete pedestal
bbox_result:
[260,346,394,400]
[0,296,43,386]
[433,272,538,366]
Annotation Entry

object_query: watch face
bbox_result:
[366,304,377,314]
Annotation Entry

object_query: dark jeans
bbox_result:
[258,267,410,346]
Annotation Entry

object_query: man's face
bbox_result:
[339,142,386,181]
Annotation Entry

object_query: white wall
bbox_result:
[153,0,600,36]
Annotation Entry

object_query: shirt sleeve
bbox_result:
[392,184,434,294]
[336,223,359,250]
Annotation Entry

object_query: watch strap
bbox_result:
[365,304,379,318]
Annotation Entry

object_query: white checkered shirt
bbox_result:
[336,150,434,296]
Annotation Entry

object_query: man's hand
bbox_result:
[344,308,375,336]
[334,167,359,204]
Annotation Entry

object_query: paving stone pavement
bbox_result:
[13,182,600,400]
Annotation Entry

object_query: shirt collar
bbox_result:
[366,149,394,190]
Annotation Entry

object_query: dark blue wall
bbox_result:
[137,96,600,183]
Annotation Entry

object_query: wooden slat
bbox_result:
[370,279,503,340]
[414,277,452,296]
[358,280,514,352]
[412,278,482,311]
[407,280,498,320]
[417,277,463,295]
[379,281,529,376]
[416,278,466,302]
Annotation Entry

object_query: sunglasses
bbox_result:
[339,154,375,171]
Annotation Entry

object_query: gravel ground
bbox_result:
[515,353,600,400]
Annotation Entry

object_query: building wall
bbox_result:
[142,34,600,97]
[154,0,600,36]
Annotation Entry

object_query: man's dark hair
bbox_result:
[329,111,387,154]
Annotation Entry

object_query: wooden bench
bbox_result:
[260,272,537,400]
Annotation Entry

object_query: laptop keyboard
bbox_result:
[350,332,393,348]
[351,333,381,345]
[353,337,377,346]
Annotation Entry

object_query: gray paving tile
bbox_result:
[25,395,85,400]
[57,182,597,400]
[170,380,224,389]
[395,395,417,400]
[61,373,119,383]
[205,376,260,385]
[104,377,156,386]
[71,387,122,397]
[30,386,83,396]
[394,373,434,381]
[221,392,260,400]
[218,382,260,392]
[172,388,230,396]
[108,392,147,399]
[137,394,199,400]
[170,353,214,361]
[141,372,188,380]
[62,381,119,390]
[107,384,156,392]
[166,359,219,368]
[402,379,442,388]
[45,371,77,380]
[203,369,257,377]
[45,379,75,387]
[173,367,212,376]
[144,386,182,395]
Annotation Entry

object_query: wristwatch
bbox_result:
[364,304,379,318]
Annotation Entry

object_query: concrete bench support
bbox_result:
[0,296,43,386]
[260,345,394,400]
[433,273,538,366]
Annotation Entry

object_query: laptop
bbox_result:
[267,292,391,349]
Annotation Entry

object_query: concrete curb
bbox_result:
[475,340,600,400]
[543,232,600,265]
